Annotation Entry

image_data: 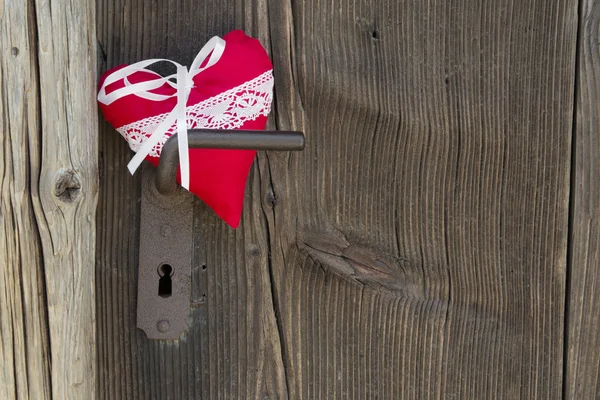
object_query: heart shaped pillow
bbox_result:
[97,30,274,228]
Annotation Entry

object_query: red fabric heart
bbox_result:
[97,30,273,228]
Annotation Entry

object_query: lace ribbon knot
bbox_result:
[97,36,226,190]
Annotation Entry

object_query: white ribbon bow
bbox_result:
[97,36,226,190]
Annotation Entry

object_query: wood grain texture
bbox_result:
[1,0,98,398]
[565,0,600,398]
[0,2,52,398]
[96,0,580,398]
[95,0,287,398]
[265,0,577,398]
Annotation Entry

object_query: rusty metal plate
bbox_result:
[137,164,194,339]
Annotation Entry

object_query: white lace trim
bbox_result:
[116,70,274,157]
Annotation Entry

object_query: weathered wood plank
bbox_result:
[0,3,52,399]
[1,0,98,398]
[95,0,286,398]
[566,0,600,398]
[265,0,577,398]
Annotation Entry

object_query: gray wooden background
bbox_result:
[2,0,599,398]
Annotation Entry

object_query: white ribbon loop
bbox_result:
[97,36,226,190]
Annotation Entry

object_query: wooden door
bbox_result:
[4,0,600,398]
[95,0,577,397]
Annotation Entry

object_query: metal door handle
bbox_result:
[156,129,305,194]
[138,129,305,339]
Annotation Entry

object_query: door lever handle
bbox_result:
[155,129,306,195]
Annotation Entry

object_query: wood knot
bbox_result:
[248,245,261,257]
[54,169,81,203]
[265,187,277,207]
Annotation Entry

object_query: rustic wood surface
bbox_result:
[267,0,577,398]
[94,0,581,399]
[566,0,600,398]
[1,0,98,399]
[0,4,51,398]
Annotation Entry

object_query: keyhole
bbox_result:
[158,264,173,298]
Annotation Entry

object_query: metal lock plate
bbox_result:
[137,164,194,339]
